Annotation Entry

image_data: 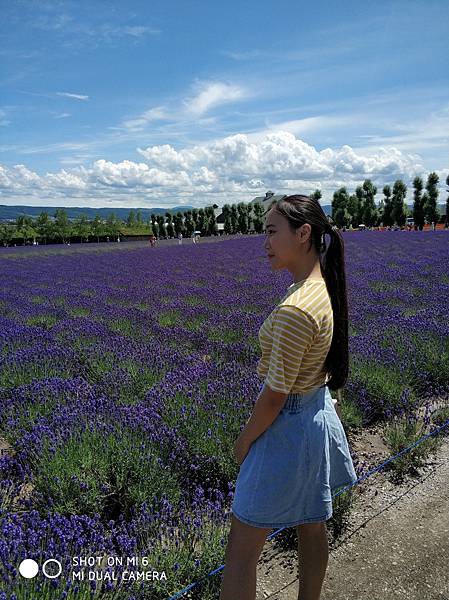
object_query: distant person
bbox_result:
[191,232,196,244]
[178,232,183,245]
[431,221,435,231]
[221,193,357,600]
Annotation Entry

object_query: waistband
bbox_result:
[284,384,327,411]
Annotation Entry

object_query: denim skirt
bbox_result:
[231,384,358,529]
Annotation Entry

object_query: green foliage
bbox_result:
[338,394,364,429]
[162,390,246,487]
[114,359,162,404]
[382,417,441,481]
[158,309,182,327]
[183,294,203,306]
[0,359,76,389]
[348,358,418,423]
[327,487,355,539]
[183,316,205,331]
[431,406,449,434]
[108,317,135,336]
[77,349,116,383]
[30,426,183,522]
[67,307,91,318]
[207,326,243,343]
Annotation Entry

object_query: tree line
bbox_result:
[0,173,447,247]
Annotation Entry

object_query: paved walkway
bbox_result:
[255,436,449,600]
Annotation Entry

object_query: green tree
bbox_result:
[183,210,194,237]
[35,211,53,244]
[156,214,166,238]
[423,172,440,225]
[230,204,239,233]
[173,212,183,236]
[237,203,249,234]
[165,212,175,238]
[15,214,35,245]
[197,208,207,235]
[412,176,425,231]
[381,185,393,226]
[105,212,121,241]
[310,189,322,203]
[222,204,232,234]
[0,223,14,247]
[53,209,71,244]
[73,214,91,243]
[445,175,449,228]
[127,210,136,227]
[150,213,157,235]
[251,201,265,234]
[361,180,379,226]
[390,180,407,226]
[202,206,218,236]
[91,215,105,243]
[331,187,351,228]
[354,186,365,226]
[346,193,359,228]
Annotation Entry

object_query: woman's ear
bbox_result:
[297,223,312,242]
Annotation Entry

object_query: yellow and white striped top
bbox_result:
[257,278,333,395]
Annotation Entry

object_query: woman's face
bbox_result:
[264,208,311,271]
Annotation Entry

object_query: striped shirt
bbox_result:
[257,279,333,395]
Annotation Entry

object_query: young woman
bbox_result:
[220,194,357,600]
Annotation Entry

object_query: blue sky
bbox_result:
[1,0,448,208]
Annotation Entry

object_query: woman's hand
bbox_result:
[233,432,252,465]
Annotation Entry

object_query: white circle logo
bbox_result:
[19,559,39,579]
[42,559,62,579]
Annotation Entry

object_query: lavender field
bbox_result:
[1,231,448,600]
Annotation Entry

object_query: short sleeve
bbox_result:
[264,305,317,395]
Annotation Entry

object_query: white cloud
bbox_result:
[56,92,89,101]
[123,26,161,37]
[183,81,247,115]
[121,106,169,131]
[116,80,248,133]
[1,131,440,207]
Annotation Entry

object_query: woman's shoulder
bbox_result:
[273,304,319,334]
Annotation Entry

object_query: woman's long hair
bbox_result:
[263,194,349,391]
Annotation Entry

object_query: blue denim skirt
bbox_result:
[231,384,358,528]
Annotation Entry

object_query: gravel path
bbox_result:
[254,434,449,600]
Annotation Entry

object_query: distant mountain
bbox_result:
[0,202,445,223]
[0,205,196,222]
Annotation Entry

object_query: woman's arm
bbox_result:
[240,384,288,445]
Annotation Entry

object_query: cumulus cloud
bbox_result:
[0,131,436,205]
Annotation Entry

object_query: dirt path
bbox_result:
[255,435,449,600]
